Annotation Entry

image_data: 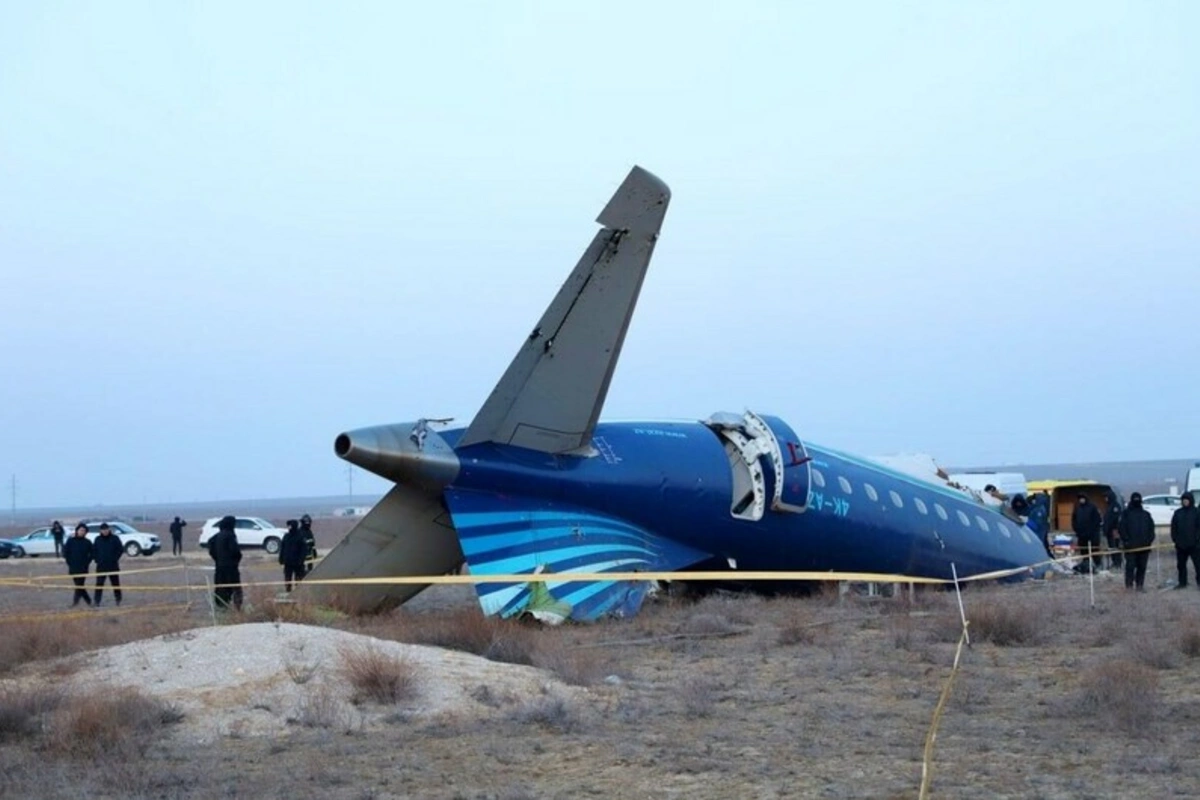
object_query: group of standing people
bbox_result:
[1069,490,1170,591]
[279,514,318,592]
[62,522,125,607]
[206,513,318,611]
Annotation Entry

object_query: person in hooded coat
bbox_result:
[1102,491,1124,571]
[1170,492,1200,589]
[1118,492,1156,591]
[209,515,243,610]
[279,519,306,592]
[62,523,94,607]
[1072,494,1103,574]
[92,522,124,606]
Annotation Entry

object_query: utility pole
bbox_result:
[347,465,354,498]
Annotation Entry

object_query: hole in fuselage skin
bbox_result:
[334,433,352,457]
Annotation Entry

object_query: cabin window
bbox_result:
[956,510,971,527]
[864,483,879,502]
[889,491,903,509]
[996,521,1013,538]
[837,476,852,495]
[914,497,929,515]
[976,516,990,532]
[812,469,826,488]
[1019,527,1033,544]
[934,503,948,521]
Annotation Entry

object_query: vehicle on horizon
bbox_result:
[10,522,160,557]
[1141,493,1183,527]
[1185,463,1200,499]
[197,516,287,554]
[0,539,18,559]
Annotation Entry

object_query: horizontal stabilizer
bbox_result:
[444,487,711,622]
[457,166,671,454]
[301,483,463,612]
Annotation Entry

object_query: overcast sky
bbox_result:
[2,2,1197,509]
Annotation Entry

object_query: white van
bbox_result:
[947,471,1029,503]
[1186,464,1200,498]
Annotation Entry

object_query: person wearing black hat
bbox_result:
[92,522,124,606]
[62,523,94,607]
[1071,494,1103,574]
[1118,492,1156,591]
[279,519,306,592]
[208,515,243,610]
[1170,492,1200,589]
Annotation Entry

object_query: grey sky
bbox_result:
[2,2,1197,509]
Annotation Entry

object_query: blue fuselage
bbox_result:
[445,419,1045,582]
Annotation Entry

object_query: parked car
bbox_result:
[1141,494,1183,526]
[11,522,160,558]
[198,516,287,554]
[9,527,59,557]
[77,521,161,557]
[0,539,19,559]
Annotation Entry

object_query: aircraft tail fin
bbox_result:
[457,166,671,454]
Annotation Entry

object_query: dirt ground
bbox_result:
[1,517,1199,799]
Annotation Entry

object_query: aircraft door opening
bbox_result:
[703,411,810,520]
[749,412,811,513]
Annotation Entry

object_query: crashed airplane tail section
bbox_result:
[306,166,1047,620]
[304,167,671,612]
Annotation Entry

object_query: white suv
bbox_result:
[198,517,287,554]
[80,521,161,557]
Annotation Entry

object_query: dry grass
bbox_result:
[512,694,582,733]
[531,637,614,686]
[1076,659,1160,734]
[368,607,541,667]
[0,616,190,675]
[51,687,184,753]
[1180,622,1200,657]
[291,684,356,731]
[5,567,1200,797]
[0,683,64,741]
[338,644,418,705]
[965,598,1048,646]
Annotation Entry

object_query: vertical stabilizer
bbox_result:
[457,166,671,454]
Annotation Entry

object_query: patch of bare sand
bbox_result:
[60,622,575,743]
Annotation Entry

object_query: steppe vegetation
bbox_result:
[0,562,1199,798]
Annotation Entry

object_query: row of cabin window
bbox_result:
[809,468,1025,541]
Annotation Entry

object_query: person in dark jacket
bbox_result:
[63,523,94,607]
[298,514,318,577]
[50,520,65,558]
[1072,494,1103,574]
[209,515,243,611]
[92,522,124,606]
[1102,492,1124,570]
[169,516,187,556]
[279,519,306,592]
[1170,492,1200,589]
[1118,492,1156,591]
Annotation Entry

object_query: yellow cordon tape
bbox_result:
[920,627,969,800]
[0,541,1172,593]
